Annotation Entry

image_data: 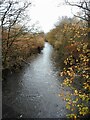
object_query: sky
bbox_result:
[27,0,80,33]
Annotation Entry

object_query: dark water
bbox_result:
[3,42,71,118]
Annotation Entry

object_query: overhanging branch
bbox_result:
[65,0,90,12]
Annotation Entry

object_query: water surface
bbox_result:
[3,42,70,118]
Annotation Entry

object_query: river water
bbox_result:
[3,42,71,118]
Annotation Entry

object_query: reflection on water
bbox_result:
[3,42,69,118]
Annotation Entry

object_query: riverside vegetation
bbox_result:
[46,16,90,118]
[1,0,45,71]
[2,26,45,70]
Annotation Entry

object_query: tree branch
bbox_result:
[65,0,90,12]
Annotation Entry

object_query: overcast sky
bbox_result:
[27,0,80,33]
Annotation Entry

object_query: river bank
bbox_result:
[2,46,43,81]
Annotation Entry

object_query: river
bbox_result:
[3,42,71,118]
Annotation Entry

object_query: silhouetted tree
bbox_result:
[65,0,90,42]
[0,0,31,66]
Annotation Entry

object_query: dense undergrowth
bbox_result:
[1,0,45,71]
[2,25,45,70]
[46,17,90,118]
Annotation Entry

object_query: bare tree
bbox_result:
[65,0,90,42]
[0,0,31,66]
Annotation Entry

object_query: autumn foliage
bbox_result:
[46,17,90,118]
[1,0,45,70]
[2,25,45,69]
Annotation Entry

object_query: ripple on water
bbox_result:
[3,42,70,118]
